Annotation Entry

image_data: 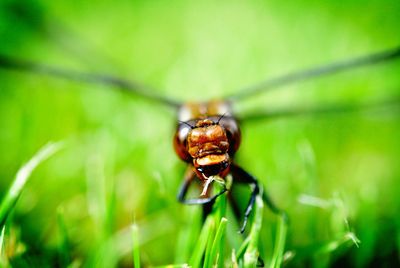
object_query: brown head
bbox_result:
[173,101,241,180]
[174,114,241,180]
[187,119,230,179]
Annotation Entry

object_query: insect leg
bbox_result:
[230,163,288,233]
[177,168,227,205]
[230,164,260,233]
[262,191,289,223]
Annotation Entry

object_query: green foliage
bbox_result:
[0,142,62,227]
[131,224,140,268]
[0,0,399,267]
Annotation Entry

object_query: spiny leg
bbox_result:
[230,165,266,267]
[230,164,260,233]
[228,190,265,267]
[177,167,227,206]
[230,163,287,233]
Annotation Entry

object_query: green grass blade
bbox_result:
[190,182,228,268]
[0,225,5,254]
[175,207,202,263]
[132,224,141,268]
[57,206,71,266]
[0,225,7,268]
[202,218,216,268]
[204,217,228,268]
[0,225,5,260]
[216,217,227,268]
[244,193,264,268]
[287,232,360,264]
[269,213,288,268]
[0,142,63,227]
[315,232,360,255]
[189,216,214,267]
[202,182,228,268]
[236,237,251,260]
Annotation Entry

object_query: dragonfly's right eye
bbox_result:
[173,122,192,163]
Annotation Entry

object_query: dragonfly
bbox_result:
[0,45,400,235]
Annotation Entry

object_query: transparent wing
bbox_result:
[0,55,181,109]
[226,46,400,102]
[238,95,400,122]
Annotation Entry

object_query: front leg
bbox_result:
[230,163,287,233]
[230,164,260,233]
[177,167,227,205]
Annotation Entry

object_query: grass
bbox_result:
[0,0,400,267]
[269,212,287,268]
[0,138,384,267]
[57,206,71,267]
[0,142,63,228]
[141,181,273,267]
[0,225,6,266]
[0,142,62,267]
[122,181,358,267]
[131,224,141,268]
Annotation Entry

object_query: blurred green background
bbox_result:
[0,0,399,267]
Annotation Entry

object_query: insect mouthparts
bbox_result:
[200,175,214,196]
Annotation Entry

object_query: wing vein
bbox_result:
[0,55,181,109]
[227,46,400,102]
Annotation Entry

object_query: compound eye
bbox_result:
[174,122,195,162]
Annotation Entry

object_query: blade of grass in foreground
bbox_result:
[203,217,228,268]
[243,193,264,268]
[285,231,360,264]
[0,142,63,228]
[0,225,5,256]
[189,181,228,268]
[57,206,71,267]
[174,206,202,262]
[0,225,6,267]
[189,216,214,267]
[269,213,288,268]
[132,224,141,268]
[314,232,360,255]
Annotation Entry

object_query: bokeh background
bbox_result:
[0,0,400,267]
